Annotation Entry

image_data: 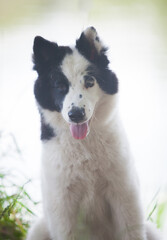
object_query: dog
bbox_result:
[26,27,162,240]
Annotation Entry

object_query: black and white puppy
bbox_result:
[26,27,161,240]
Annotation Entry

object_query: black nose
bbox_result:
[68,107,86,123]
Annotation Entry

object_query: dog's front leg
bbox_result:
[107,186,146,240]
[43,178,84,240]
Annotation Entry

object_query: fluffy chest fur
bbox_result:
[41,115,132,198]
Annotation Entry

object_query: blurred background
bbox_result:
[0,0,167,238]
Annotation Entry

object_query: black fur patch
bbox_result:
[33,36,72,75]
[34,69,70,112]
[76,33,109,68]
[33,36,72,112]
[41,117,55,141]
[87,65,118,95]
[76,29,118,94]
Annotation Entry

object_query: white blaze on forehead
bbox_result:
[60,49,89,86]
[60,48,101,128]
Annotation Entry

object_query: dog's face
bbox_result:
[33,27,118,140]
[60,51,103,140]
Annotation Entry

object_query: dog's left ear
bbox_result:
[76,27,109,68]
[76,27,118,95]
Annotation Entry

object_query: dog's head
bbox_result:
[33,27,118,140]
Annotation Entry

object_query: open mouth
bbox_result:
[69,120,90,140]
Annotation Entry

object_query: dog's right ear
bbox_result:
[33,36,59,73]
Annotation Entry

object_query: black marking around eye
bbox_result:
[79,94,82,98]
[34,69,70,112]
[84,75,94,88]
[86,65,118,95]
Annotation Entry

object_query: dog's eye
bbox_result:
[51,80,68,93]
[50,72,69,93]
[84,75,95,88]
[56,82,68,92]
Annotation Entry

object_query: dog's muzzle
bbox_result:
[68,107,86,123]
[68,107,90,140]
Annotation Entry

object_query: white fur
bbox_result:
[61,49,101,124]
[84,27,104,53]
[27,27,162,240]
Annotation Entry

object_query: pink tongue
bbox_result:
[70,122,88,140]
